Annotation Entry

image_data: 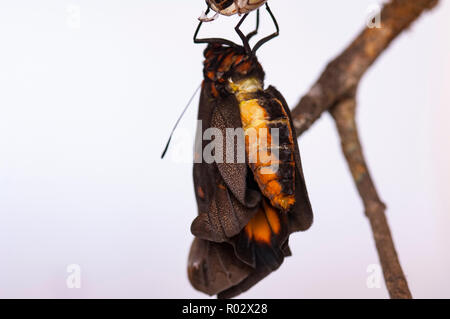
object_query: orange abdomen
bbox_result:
[238,92,296,212]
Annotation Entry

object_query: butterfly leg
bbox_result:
[194,5,240,48]
[234,13,252,55]
[252,3,279,54]
[245,9,260,41]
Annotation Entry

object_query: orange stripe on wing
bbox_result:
[262,200,281,235]
[244,201,281,245]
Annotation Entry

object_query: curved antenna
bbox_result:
[161,84,202,159]
[252,3,279,54]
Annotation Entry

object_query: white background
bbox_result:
[0,0,449,298]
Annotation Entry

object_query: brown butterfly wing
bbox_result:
[266,85,314,232]
[189,83,313,298]
[187,238,252,296]
[192,85,262,242]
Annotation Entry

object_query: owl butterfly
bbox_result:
[188,43,313,298]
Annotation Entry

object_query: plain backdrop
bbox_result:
[0,0,449,298]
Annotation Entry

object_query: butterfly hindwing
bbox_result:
[187,238,252,296]
[265,85,314,232]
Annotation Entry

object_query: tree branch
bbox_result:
[291,0,440,299]
[292,0,439,135]
[330,95,412,299]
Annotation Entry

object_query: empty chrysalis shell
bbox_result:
[200,0,268,21]
[209,0,267,15]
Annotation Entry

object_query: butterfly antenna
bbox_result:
[161,84,202,159]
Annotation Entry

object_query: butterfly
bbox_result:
[187,42,314,298]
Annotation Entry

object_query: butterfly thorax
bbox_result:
[203,44,265,98]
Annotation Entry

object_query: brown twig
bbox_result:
[292,0,440,299]
[330,95,412,299]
